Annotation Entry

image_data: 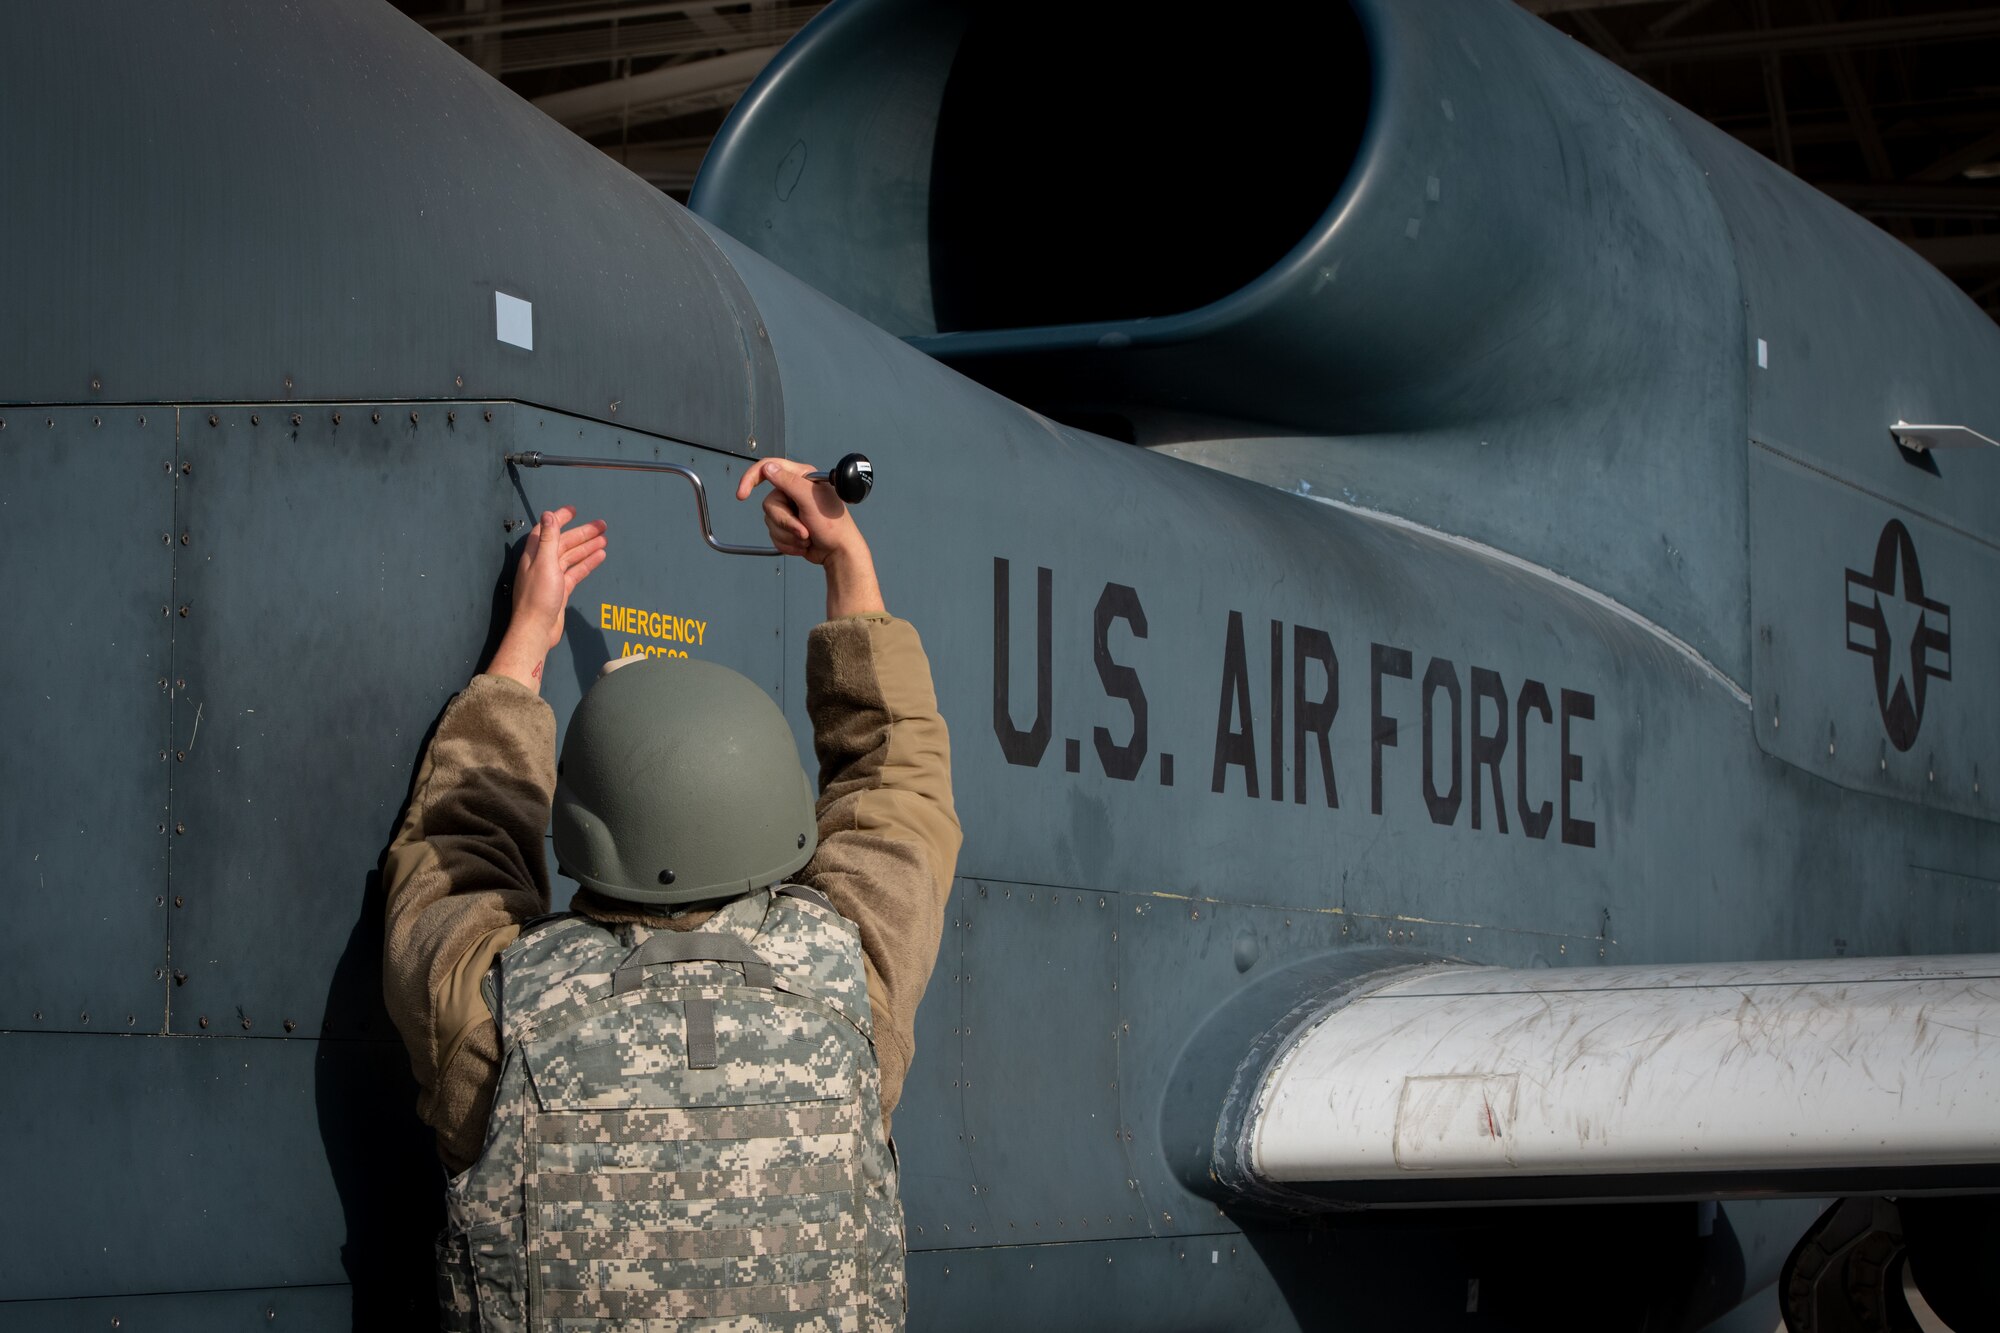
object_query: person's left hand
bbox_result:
[488,506,608,691]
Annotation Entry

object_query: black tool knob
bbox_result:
[808,453,874,504]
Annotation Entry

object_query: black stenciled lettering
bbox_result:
[1469,667,1509,834]
[1270,619,1284,803]
[1212,611,1260,797]
[1293,626,1338,808]
[1515,680,1554,840]
[1093,583,1149,781]
[1560,688,1597,848]
[1370,644,1412,816]
[992,558,1052,767]
[1421,658,1463,826]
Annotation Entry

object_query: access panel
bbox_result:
[167,403,785,1035]
[1750,440,2000,823]
[0,406,172,1036]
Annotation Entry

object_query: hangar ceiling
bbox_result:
[391,0,2000,323]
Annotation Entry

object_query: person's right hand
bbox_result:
[734,459,864,566]
[735,459,884,618]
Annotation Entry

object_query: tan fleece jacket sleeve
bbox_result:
[801,615,961,1126]
[381,673,556,1173]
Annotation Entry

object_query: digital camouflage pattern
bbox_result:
[437,887,904,1331]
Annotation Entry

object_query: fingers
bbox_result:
[762,463,828,515]
[557,517,607,553]
[521,510,551,561]
[734,457,817,502]
[761,490,810,545]
[560,531,608,573]
[562,546,608,594]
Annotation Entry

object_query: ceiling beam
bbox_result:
[530,44,779,132]
[1819,181,2000,215]
[1807,0,1891,180]
[1626,10,2000,65]
[1911,126,2000,183]
[1753,0,1795,173]
[424,1,804,41]
[496,11,811,74]
[1645,0,1722,38]
[1515,0,1657,13]
[1906,234,2000,271]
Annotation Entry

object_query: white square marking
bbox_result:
[1756,337,1768,369]
[496,291,533,351]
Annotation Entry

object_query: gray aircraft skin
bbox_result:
[4,0,1998,1329]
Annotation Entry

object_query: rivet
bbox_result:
[173,971,186,986]
[175,678,185,689]
[177,750,185,762]
[181,461,192,475]
[251,414,261,426]
[174,823,186,835]
[484,409,494,422]
[180,532,190,546]
[138,416,145,426]
[371,410,382,424]
[162,533,172,545]
[92,416,101,427]
[410,410,419,424]
[290,413,302,428]
[797,833,807,848]
[179,605,189,618]
[127,1015,134,1026]
[32,1011,41,1021]
[207,414,218,427]
[658,869,676,885]
[454,375,464,388]
[284,1019,297,1033]
[80,1012,89,1024]
[91,377,101,391]
[45,418,53,428]
[283,375,293,390]
[448,410,457,424]
[332,411,342,425]
[241,1017,252,1031]
[174,896,183,907]
[198,1015,209,1029]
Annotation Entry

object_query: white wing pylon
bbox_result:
[1233,955,2000,1206]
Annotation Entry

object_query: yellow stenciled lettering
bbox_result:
[604,603,715,652]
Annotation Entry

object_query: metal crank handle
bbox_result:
[503,451,873,558]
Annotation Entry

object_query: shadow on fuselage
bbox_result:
[1238,1201,1748,1332]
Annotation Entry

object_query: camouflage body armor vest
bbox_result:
[437,886,905,1331]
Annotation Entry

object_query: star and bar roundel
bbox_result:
[1845,518,1952,753]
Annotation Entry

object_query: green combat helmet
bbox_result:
[552,656,817,905]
